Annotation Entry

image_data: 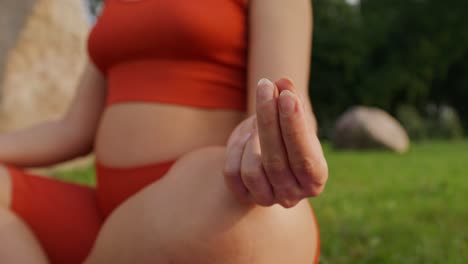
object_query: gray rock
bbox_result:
[332,106,410,153]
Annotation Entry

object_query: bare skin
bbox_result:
[0,0,326,263]
[0,208,48,263]
[84,147,319,264]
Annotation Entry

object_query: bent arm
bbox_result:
[247,0,317,131]
[0,63,106,168]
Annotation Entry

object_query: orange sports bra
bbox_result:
[88,0,248,110]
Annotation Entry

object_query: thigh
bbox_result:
[86,147,319,264]
[0,165,12,207]
[3,165,102,264]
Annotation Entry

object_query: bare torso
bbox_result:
[95,103,245,167]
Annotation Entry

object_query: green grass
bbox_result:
[54,140,468,263]
[313,140,468,264]
[52,165,95,186]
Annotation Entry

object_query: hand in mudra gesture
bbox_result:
[224,78,328,208]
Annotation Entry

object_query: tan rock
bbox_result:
[0,0,36,88]
[0,0,89,132]
[332,106,410,153]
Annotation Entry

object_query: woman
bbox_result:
[0,0,328,263]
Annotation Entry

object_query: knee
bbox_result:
[159,150,318,262]
[164,200,317,264]
[0,165,12,208]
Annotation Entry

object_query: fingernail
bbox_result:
[257,78,274,103]
[279,90,296,115]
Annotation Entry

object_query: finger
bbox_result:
[275,78,302,105]
[224,116,256,202]
[226,115,256,149]
[274,187,304,208]
[276,81,328,197]
[256,79,300,190]
[277,198,301,209]
[240,132,274,207]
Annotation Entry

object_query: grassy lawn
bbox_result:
[54,140,468,264]
[313,140,468,264]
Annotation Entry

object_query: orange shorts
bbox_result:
[6,161,320,264]
[6,161,174,264]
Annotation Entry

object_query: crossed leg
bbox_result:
[0,165,101,264]
[0,167,48,264]
[0,147,319,264]
[85,147,319,264]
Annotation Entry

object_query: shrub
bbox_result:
[426,104,464,139]
[396,105,427,141]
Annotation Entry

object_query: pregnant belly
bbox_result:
[94,103,244,168]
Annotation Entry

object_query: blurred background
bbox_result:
[1,0,467,263]
[311,0,467,141]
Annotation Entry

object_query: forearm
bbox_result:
[0,119,92,168]
[0,63,106,168]
[246,0,316,132]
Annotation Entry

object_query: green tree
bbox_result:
[310,0,468,135]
